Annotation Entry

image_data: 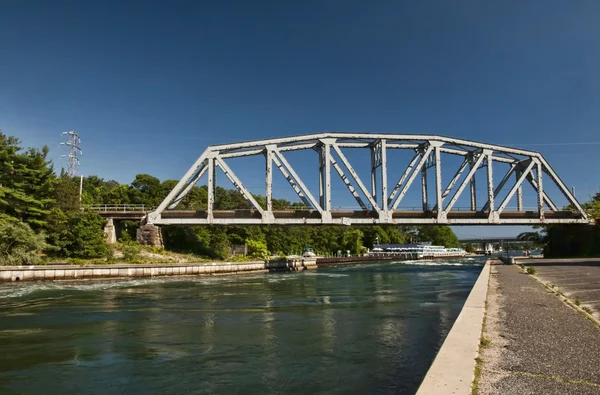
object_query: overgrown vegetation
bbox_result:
[515,192,600,258]
[0,131,464,265]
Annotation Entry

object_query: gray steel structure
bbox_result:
[147,133,588,226]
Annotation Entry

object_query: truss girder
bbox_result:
[147,133,589,226]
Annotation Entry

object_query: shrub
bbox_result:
[122,241,142,262]
[52,212,109,259]
[526,266,536,275]
[0,214,48,265]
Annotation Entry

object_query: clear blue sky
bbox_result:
[1,0,599,238]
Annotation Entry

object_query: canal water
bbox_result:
[0,258,484,395]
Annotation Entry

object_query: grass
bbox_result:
[526,266,536,275]
[471,358,483,395]
[471,264,492,395]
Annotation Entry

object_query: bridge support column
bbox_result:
[104,218,117,244]
[137,224,164,248]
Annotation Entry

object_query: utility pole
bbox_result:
[60,130,82,177]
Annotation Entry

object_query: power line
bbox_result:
[60,130,82,177]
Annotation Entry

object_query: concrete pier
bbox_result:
[0,258,318,282]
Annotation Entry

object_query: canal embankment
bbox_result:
[0,257,317,282]
[416,259,491,395]
[0,253,476,282]
[475,260,600,395]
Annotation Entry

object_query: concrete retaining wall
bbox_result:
[0,258,317,282]
[416,260,491,395]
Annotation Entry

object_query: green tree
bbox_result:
[342,228,364,255]
[0,214,48,265]
[129,174,161,206]
[417,225,461,247]
[246,238,269,259]
[53,212,109,258]
[0,133,56,230]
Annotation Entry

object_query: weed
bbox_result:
[519,264,525,270]
[480,337,491,348]
[526,266,536,275]
[122,242,142,262]
[582,307,593,314]
[575,298,581,306]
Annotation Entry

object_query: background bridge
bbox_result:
[144,133,588,226]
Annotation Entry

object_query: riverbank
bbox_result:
[0,258,317,282]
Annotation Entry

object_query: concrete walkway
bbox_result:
[520,258,600,320]
[477,262,600,394]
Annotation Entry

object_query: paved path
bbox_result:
[477,262,600,395]
[520,258,600,320]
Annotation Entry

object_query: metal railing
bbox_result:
[84,204,154,212]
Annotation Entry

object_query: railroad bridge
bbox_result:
[88,133,589,246]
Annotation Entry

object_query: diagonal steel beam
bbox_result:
[215,157,265,215]
[433,156,469,212]
[444,151,486,212]
[388,151,422,205]
[332,144,380,212]
[168,162,208,209]
[482,163,517,212]
[538,156,587,217]
[330,156,368,210]
[391,144,434,211]
[153,151,210,215]
[272,149,323,213]
[525,170,558,211]
[271,154,313,209]
[497,160,536,214]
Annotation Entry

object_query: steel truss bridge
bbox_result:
[146,133,588,226]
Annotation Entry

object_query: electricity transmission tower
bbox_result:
[60,130,82,177]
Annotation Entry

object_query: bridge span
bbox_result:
[138,133,587,226]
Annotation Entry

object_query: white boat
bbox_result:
[369,243,466,259]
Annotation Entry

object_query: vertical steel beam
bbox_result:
[536,160,544,218]
[321,142,332,212]
[421,165,428,211]
[486,153,495,214]
[207,156,215,220]
[370,146,377,204]
[516,168,523,211]
[380,140,388,210]
[434,145,442,217]
[469,157,477,211]
[265,149,273,212]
